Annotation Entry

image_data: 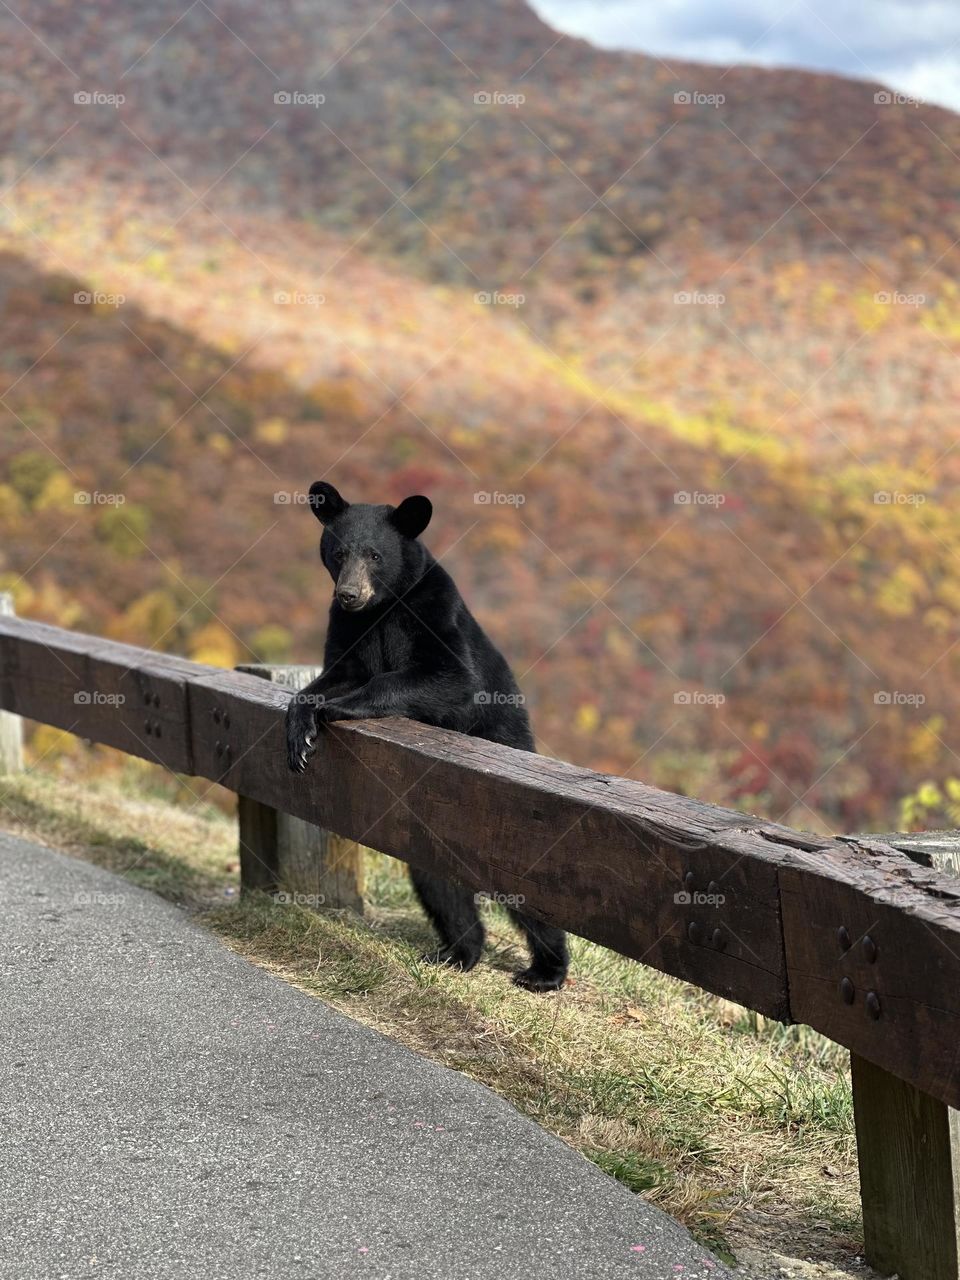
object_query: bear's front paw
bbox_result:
[286,700,319,774]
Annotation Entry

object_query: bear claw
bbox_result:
[512,966,566,993]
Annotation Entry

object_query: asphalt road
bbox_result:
[0,831,731,1279]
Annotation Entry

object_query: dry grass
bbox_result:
[0,762,864,1268]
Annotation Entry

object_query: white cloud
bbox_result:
[531,0,960,113]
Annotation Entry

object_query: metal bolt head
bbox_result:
[213,708,221,724]
[839,977,855,1005]
[144,720,152,735]
[837,926,851,951]
[707,880,719,896]
[215,741,223,757]
[143,690,151,705]
[683,871,695,892]
[152,692,160,708]
[223,713,230,729]
[862,935,877,964]
[866,991,881,1020]
[687,920,702,945]
[712,928,726,951]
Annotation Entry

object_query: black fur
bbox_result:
[285,481,569,992]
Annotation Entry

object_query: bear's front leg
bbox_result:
[286,690,322,774]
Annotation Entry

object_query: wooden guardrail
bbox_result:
[1,608,959,1277]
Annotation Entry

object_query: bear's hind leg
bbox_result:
[410,868,485,971]
[507,909,568,992]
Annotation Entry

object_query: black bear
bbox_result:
[285,480,569,992]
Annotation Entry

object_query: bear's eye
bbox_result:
[332,547,345,563]
[369,551,381,563]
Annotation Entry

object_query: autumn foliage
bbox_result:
[2,0,960,830]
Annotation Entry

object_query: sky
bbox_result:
[532,0,960,113]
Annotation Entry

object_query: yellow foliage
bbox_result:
[576,703,600,732]
[189,621,238,669]
[905,716,946,770]
[255,417,289,445]
[34,470,77,513]
[0,484,25,526]
[109,589,180,646]
[30,724,80,763]
[480,522,525,552]
[876,563,926,617]
[26,578,84,627]
[923,605,953,634]
[208,433,233,457]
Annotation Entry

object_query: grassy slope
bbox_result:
[0,757,864,1271]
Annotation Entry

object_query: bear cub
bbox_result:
[285,480,568,992]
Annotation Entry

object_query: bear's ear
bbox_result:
[308,481,348,524]
[390,494,432,539]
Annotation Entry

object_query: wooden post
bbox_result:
[0,595,24,775]
[852,1053,960,1279]
[849,830,960,1279]
[235,664,365,913]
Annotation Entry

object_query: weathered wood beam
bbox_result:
[3,615,960,1112]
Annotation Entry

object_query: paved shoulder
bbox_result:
[0,832,730,1280]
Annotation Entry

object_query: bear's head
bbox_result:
[307,480,432,612]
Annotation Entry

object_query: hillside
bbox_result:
[2,0,960,829]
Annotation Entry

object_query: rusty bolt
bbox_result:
[223,713,230,729]
[152,692,160,708]
[837,926,851,951]
[144,720,152,736]
[708,880,719,896]
[862,935,877,964]
[866,991,881,1020]
[712,928,726,951]
[687,920,702,944]
[143,690,151,705]
[213,708,221,724]
[839,977,855,1005]
[683,870,695,892]
[215,741,223,757]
